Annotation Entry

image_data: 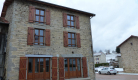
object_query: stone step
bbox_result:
[65,78,91,80]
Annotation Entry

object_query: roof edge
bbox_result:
[1,0,96,17]
[28,0,96,16]
[117,35,138,48]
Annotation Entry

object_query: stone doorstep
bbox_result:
[65,77,91,80]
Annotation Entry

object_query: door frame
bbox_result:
[27,57,51,80]
[64,57,82,79]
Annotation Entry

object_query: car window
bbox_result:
[102,68,105,70]
[105,68,108,70]
[110,68,114,69]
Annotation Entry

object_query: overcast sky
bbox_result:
[0,0,138,52]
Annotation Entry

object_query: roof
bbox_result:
[94,53,105,56]
[117,35,138,48]
[94,53,101,56]
[0,17,9,24]
[1,0,96,17]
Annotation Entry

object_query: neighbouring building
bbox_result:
[0,0,96,80]
[94,53,106,64]
[117,35,138,73]
[106,53,121,63]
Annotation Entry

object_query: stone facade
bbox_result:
[118,36,138,73]
[3,0,95,80]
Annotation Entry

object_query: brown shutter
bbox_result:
[19,57,27,80]
[63,31,68,47]
[29,6,35,23]
[59,57,64,80]
[52,57,58,80]
[45,29,50,46]
[76,33,81,48]
[46,9,51,25]
[76,16,80,29]
[63,13,67,27]
[27,27,34,45]
[82,57,88,78]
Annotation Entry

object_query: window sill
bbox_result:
[67,47,78,49]
[31,45,46,48]
[33,22,46,26]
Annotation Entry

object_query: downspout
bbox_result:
[90,15,95,80]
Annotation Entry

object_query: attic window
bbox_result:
[130,43,133,45]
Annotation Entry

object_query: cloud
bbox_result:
[1,0,138,52]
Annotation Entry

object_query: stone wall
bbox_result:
[118,57,123,68]
[120,37,138,73]
[5,0,95,80]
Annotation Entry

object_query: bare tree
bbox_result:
[99,50,103,53]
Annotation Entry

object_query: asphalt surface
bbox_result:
[96,73,138,80]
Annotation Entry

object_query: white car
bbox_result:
[99,67,117,75]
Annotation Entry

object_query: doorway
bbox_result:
[65,58,81,79]
[27,57,50,80]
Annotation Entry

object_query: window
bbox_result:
[96,58,99,60]
[68,32,76,47]
[34,29,44,45]
[27,27,50,46]
[63,31,80,48]
[67,15,75,28]
[35,9,45,23]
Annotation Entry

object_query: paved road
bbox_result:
[96,73,138,80]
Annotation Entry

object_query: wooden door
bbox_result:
[65,58,81,79]
[27,57,50,80]
[76,58,81,78]
[69,58,77,78]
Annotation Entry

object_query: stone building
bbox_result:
[117,35,138,73]
[94,53,106,64]
[0,0,95,80]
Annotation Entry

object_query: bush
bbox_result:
[95,63,109,67]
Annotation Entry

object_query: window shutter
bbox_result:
[52,57,58,80]
[59,57,64,80]
[76,33,81,48]
[27,27,34,45]
[45,29,50,46]
[63,31,68,47]
[63,13,67,27]
[46,9,51,25]
[29,6,35,23]
[76,16,80,29]
[19,57,27,80]
[82,57,88,78]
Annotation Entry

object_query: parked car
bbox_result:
[99,67,117,75]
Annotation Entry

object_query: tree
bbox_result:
[99,50,103,53]
[116,47,120,53]
[105,49,110,54]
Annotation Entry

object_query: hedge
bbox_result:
[95,63,109,67]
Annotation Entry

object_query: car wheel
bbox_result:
[107,71,111,75]
[99,71,101,74]
[114,73,116,75]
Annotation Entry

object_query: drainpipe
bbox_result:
[90,15,95,80]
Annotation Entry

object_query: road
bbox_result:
[96,73,138,80]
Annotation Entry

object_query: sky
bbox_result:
[0,0,138,52]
